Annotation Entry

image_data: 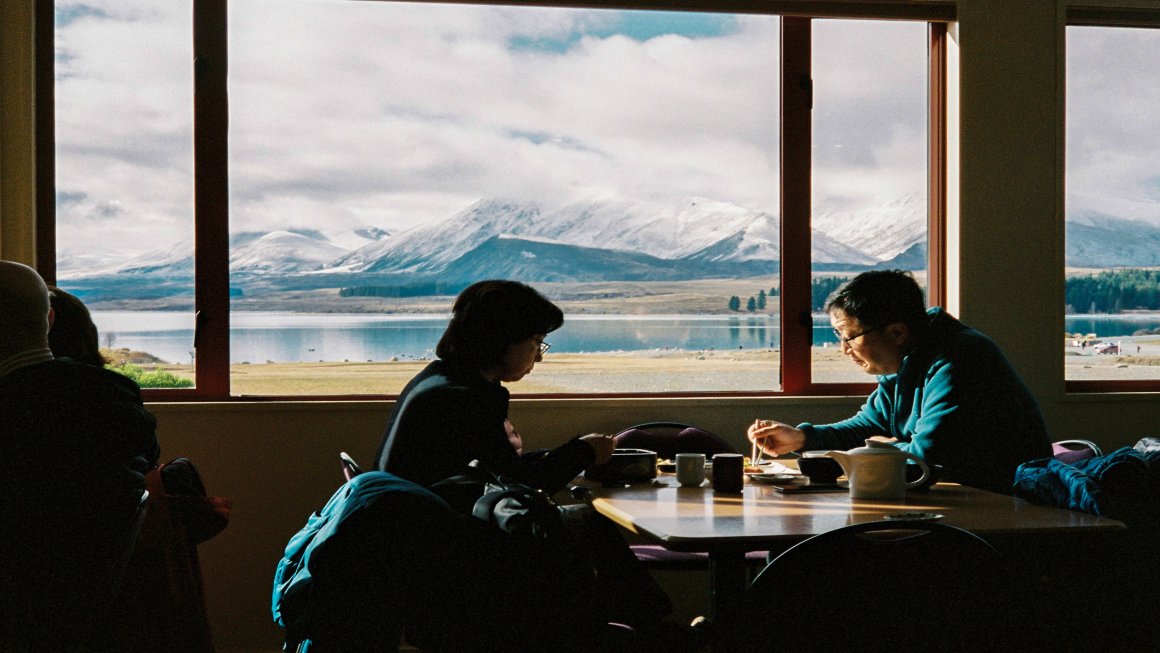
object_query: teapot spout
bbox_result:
[825,450,852,477]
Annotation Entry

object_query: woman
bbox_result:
[373,279,614,490]
[372,280,678,643]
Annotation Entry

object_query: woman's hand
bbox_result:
[747,419,806,457]
[580,433,616,464]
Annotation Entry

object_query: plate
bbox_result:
[749,473,805,484]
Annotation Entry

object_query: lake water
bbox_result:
[89,311,1160,364]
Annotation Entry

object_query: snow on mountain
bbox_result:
[331,200,542,274]
[1065,211,1160,267]
[342,196,883,277]
[812,193,925,261]
[230,230,351,273]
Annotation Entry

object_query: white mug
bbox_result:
[675,453,707,487]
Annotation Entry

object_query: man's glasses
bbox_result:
[832,326,882,345]
[535,339,551,355]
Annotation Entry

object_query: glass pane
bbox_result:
[227,1,779,395]
[810,19,930,383]
[1065,26,1160,383]
[53,1,196,390]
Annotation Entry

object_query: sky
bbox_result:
[53,0,1099,266]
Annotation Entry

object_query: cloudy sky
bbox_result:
[59,0,1109,266]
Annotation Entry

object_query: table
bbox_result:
[586,475,1126,619]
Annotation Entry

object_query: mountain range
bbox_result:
[58,196,1160,298]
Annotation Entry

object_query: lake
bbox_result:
[89,311,1160,364]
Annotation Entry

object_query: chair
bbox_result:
[613,422,768,571]
[339,451,364,481]
[1052,439,1103,464]
[613,421,735,461]
[713,520,1026,652]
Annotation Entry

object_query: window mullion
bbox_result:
[927,22,948,308]
[780,16,812,394]
[192,0,231,398]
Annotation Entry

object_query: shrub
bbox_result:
[109,363,194,389]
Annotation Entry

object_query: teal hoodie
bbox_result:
[800,308,1051,494]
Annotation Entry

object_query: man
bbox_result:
[0,260,160,650]
[749,269,1051,494]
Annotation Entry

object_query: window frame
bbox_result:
[36,0,951,401]
[1063,6,1160,394]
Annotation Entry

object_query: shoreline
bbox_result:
[114,345,1160,394]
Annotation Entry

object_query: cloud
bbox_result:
[52,2,964,261]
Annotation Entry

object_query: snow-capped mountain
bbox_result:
[812,194,926,262]
[57,192,1160,292]
[230,230,351,273]
[1065,211,1160,267]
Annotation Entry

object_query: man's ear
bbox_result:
[883,321,909,346]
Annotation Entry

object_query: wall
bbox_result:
[4,1,1160,651]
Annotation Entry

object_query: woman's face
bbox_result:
[490,333,547,383]
[830,310,908,376]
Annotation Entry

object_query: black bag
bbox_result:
[471,470,567,542]
[423,463,604,653]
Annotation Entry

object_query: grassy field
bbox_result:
[117,342,1160,395]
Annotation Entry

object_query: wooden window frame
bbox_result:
[36,0,950,401]
[1063,8,1160,394]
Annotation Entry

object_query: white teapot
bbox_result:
[827,440,930,500]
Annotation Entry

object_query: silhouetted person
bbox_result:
[48,285,109,367]
[0,260,159,651]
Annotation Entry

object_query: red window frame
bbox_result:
[36,0,951,401]
[1063,7,1160,394]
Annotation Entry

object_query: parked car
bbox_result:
[1093,342,1120,355]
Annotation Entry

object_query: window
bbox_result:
[52,1,197,389]
[1065,22,1160,391]
[45,1,949,399]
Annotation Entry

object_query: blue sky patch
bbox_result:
[509,11,736,54]
[56,4,110,28]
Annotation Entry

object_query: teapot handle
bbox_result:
[901,452,930,489]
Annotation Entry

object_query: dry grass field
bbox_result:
[120,338,1160,395]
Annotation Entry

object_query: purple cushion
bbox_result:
[614,426,734,460]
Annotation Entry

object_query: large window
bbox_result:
[1065,22,1160,390]
[46,1,949,399]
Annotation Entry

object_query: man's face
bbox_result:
[830,310,907,376]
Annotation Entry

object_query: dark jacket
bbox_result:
[0,358,159,648]
[801,308,1051,494]
[374,359,593,492]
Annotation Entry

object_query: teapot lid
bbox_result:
[852,439,904,455]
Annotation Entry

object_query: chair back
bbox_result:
[1052,439,1103,464]
[339,451,364,481]
[715,520,1021,652]
[613,422,735,460]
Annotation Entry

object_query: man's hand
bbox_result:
[580,433,616,464]
[746,419,806,457]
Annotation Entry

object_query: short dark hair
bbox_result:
[825,270,928,329]
[436,280,564,371]
[48,286,109,367]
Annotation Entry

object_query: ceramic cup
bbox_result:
[712,453,744,493]
[675,453,707,487]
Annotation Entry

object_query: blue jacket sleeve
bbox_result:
[799,385,894,451]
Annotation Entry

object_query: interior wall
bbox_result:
[4,1,1160,651]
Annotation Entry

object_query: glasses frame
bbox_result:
[536,339,551,355]
[832,325,882,346]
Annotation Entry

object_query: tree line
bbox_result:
[339,282,468,298]
[1066,269,1160,313]
[727,277,850,312]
